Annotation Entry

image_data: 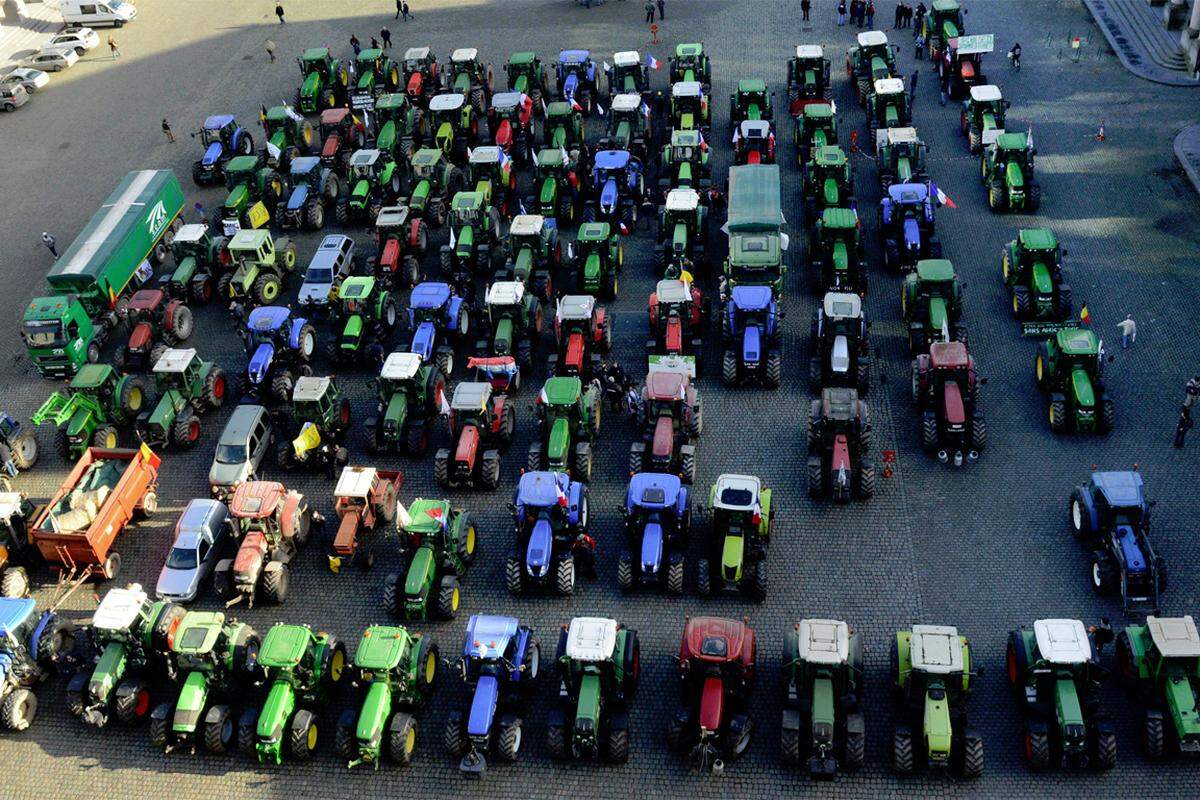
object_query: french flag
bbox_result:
[647,54,661,70]
[931,182,957,209]
[555,478,569,507]
[619,221,630,235]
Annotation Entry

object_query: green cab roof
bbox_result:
[821,207,858,229]
[996,131,1029,150]
[173,612,225,654]
[357,48,384,61]
[578,222,611,239]
[537,148,565,167]
[376,93,408,111]
[738,78,766,93]
[411,148,442,166]
[1057,327,1099,355]
[259,624,313,668]
[354,625,411,670]
[814,146,847,166]
[916,258,956,281]
[403,498,451,533]
[932,0,960,10]
[508,51,536,65]
[71,363,115,390]
[265,105,290,122]
[224,154,260,173]
[1019,228,1057,251]
[452,191,484,210]
[804,103,833,119]
[543,376,582,405]
[301,47,329,61]
[339,275,375,298]
[228,229,272,250]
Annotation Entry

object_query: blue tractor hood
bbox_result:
[248,342,275,386]
[410,281,452,310]
[1092,471,1145,511]
[562,72,579,103]
[247,306,291,333]
[600,177,619,213]
[731,285,772,312]
[462,615,519,659]
[202,141,225,168]
[1116,525,1147,574]
[626,472,683,511]
[410,321,436,361]
[525,518,553,577]
[467,674,499,737]
[287,183,311,212]
[742,324,761,364]
[0,597,36,637]
[902,216,921,252]
[640,521,664,575]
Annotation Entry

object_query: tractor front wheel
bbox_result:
[892,726,914,773]
[1025,728,1050,771]
[444,713,469,757]
[204,704,234,753]
[335,709,356,759]
[289,709,319,760]
[1,688,37,732]
[388,712,417,765]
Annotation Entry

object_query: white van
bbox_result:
[59,0,137,28]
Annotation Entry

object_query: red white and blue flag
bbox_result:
[931,182,957,209]
[618,221,630,235]
[555,477,569,507]
[646,54,661,70]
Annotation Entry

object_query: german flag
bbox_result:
[1080,304,1091,326]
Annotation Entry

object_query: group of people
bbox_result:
[349,29,394,55]
[836,0,876,28]
[892,1,923,28]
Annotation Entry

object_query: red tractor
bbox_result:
[912,340,986,466]
[370,205,429,290]
[666,616,757,773]
[402,46,441,107]
[646,278,706,370]
[629,368,702,484]
[807,387,873,502]
[433,381,516,490]
[328,465,402,570]
[549,295,612,380]
[118,289,194,372]
[318,108,365,174]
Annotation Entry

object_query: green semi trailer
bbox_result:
[21,170,186,378]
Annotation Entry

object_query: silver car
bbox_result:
[156,499,230,602]
[209,404,273,496]
[297,234,355,315]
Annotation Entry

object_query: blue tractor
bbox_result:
[1069,471,1164,614]
[721,285,783,389]
[618,472,690,595]
[191,114,255,186]
[878,182,942,273]
[0,597,75,731]
[583,150,644,231]
[555,49,600,116]
[408,282,471,378]
[444,614,540,776]
[237,306,317,404]
[504,471,590,597]
[276,156,341,231]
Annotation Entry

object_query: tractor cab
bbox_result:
[504,51,547,99]
[429,93,475,160]
[556,49,597,112]
[787,45,831,112]
[941,34,992,98]
[896,624,973,768]
[988,131,1035,177]
[535,375,589,434]
[867,78,911,142]
[642,369,695,436]
[448,47,491,105]
[669,42,712,89]
[847,30,897,100]
[730,79,773,126]
[488,91,534,163]
[962,84,1007,152]
[794,102,838,163]
[670,81,709,131]
[734,120,775,165]
[560,615,623,684]
[153,347,204,395]
[543,100,586,152]
[877,127,927,187]
[929,0,966,57]
[602,93,652,159]
[652,278,704,333]
[725,231,783,292]
[711,473,769,540]
[816,291,866,379]
[534,146,580,220]
[660,129,710,192]
[554,295,607,376]
[402,46,439,104]
[609,50,649,97]
[290,375,346,430]
[805,146,853,214]
[483,282,529,340]
[906,259,962,344]
[624,472,688,542]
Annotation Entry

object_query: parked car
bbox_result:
[44,27,99,56]
[0,85,29,112]
[2,68,50,93]
[23,46,80,72]
[208,404,273,497]
[155,498,231,603]
[297,234,356,316]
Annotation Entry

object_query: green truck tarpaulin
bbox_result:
[725,164,783,233]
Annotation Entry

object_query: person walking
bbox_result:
[1008,41,1022,70]
[801,0,811,21]
[1174,407,1193,448]
[908,69,918,104]
[866,1,875,28]
[350,35,361,56]
[938,66,949,105]
[915,29,925,59]
[380,27,392,48]
[837,0,847,26]
[1116,315,1136,349]
[265,39,276,62]
[401,2,412,21]
[370,37,380,50]
[41,232,57,258]
[396,0,403,18]
[107,35,120,58]
[162,119,176,143]
[657,0,665,20]
[275,3,285,23]
[645,1,655,24]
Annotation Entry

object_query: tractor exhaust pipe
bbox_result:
[937,449,948,463]
[953,451,964,467]
[711,758,725,775]
[968,449,980,462]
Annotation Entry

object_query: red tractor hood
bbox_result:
[128,321,153,351]
[699,675,725,733]
[652,415,675,459]
[455,424,481,466]
[233,531,267,574]
[665,316,683,353]
[943,381,966,425]
[321,132,341,159]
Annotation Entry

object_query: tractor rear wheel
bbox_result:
[666,557,685,595]
[988,180,1004,212]
[1025,728,1050,771]
[573,443,593,483]
[1100,397,1115,433]
[435,575,461,619]
[433,450,450,487]
[1027,181,1042,212]
[807,456,825,498]
[856,357,871,394]
[891,726,914,773]
[203,367,227,408]
[1012,286,1030,318]
[665,707,690,752]
[808,356,822,393]
[1048,399,1067,433]
[388,712,417,765]
[1090,554,1117,595]
[1055,284,1073,319]
[254,274,282,305]
[172,413,201,449]
[505,555,524,596]
[289,709,319,760]
[480,454,501,489]
[444,713,469,757]
[681,451,696,484]
[262,564,290,604]
[606,718,630,764]
[695,558,712,596]
[627,447,643,476]
[1,688,36,732]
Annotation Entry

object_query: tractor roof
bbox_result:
[857,30,888,47]
[1147,616,1200,658]
[888,182,929,204]
[683,616,748,664]
[542,375,581,405]
[411,148,442,167]
[172,223,208,244]
[804,102,833,118]
[429,93,465,112]
[675,43,703,57]
[557,294,596,321]
[463,614,519,660]
[594,149,632,169]
[173,612,224,654]
[823,291,862,319]
[821,387,860,420]
[410,281,452,309]
[738,78,766,93]
[450,381,492,411]
[451,47,478,62]
[795,44,824,58]
[672,80,702,98]
[517,470,571,507]
[358,47,384,61]
[485,281,525,306]
[665,188,700,212]
[490,91,523,110]
[289,155,322,175]
[509,214,545,236]
[536,147,565,167]
[656,279,691,304]
[995,131,1029,150]
[814,145,847,166]
[885,126,919,144]
[128,288,165,311]
[613,50,640,67]
[93,585,148,631]
[671,129,701,145]
[628,472,683,508]
[909,625,963,674]
[1018,227,1057,251]
[70,363,114,389]
[293,375,332,402]
[350,149,382,167]
[469,145,502,164]
[355,625,411,670]
[821,207,857,229]
[559,49,590,63]
[1055,327,1099,356]
[404,46,430,60]
[247,305,292,332]
[969,84,1002,103]
[1033,619,1092,665]
[402,498,450,533]
[713,473,761,511]
[545,100,573,117]
[611,93,642,112]
[731,284,773,311]
[228,228,272,250]
[381,351,423,380]
[301,47,329,60]
[798,619,850,665]
[1090,471,1144,509]
[645,370,688,401]
[265,105,290,122]
[915,258,956,282]
[375,206,411,228]
[153,347,197,374]
[259,624,312,667]
[224,154,261,173]
[566,617,618,662]
[451,191,485,211]
[376,93,408,111]
[738,120,771,139]
[319,107,351,125]
[933,0,960,10]
[508,51,536,64]
[203,113,235,130]
[229,480,287,518]
[339,275,375,299]
[579,221,612,239]
[335,466,377,499]
[929,341,970,369]
[873,77,905,95]
[0,597,36,636]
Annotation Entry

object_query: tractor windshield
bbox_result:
[21,319,64,347]
[200,128,222,147]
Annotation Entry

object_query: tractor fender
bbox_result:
[280,491,306,538]
[408,218,424,248]
[288,317,311,351]
[1049,391,1067,406]
[1026,717,1050,736]
[781,707,802,733]
[447,296,465,331]
[675,485,690,521]
[1074,486,1099,534]
[489,396,507,435]
[567,481,586,528]
[680,444,697,459]
[150,702,171,724]
[164,300,185,333]
[214,558,233,578]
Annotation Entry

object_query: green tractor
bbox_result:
[366,351,445,456]
[730,79,773,127]
[502,213,560,301]
[794,101,838,166]
[296,47,350,114]
[808,208,868,296]
[375,92,426,163]
[786,45,832,112]
[599,93,655,161]
[1115,615,1200,759]
[505,51,549,108]
[901,259,966,355]
[336,149,403,225]
[695,473,773,602]
[960,84,1008,154]
[353,48,402,103]
[137,348,226,450]
[406,148,467,227]
[1003,228,1072,327]
[658,129,711,193]
[429,92,479,163]
[547,617,640,763]
[277,376,352,472]
[441,191,502,277]
[1007,618,1117,770]
[337,625,438,768]
[669,80,710,132]
[467,145,517,218]
[448,47,493,114]
[607,50,651,98]
[875,126,928,189]
[566,221,622,298]
[781,619,865,778]
[222,229,299,307]
[213,154,285,231]
[845,30,898,104]
[165,223,230,304]
[654,188,708,278]
[383,498,477,620]
[669,42,712,90]
[66,584,185,729]
[262,105,316,170]
[326,276,399,365]
[543,100,587,154]
[981,131,1041,212]
[1034,327,1114,434]
[890,624,983,777]
[478,281,542,373]
[532,146,582,224]
[527,376,602,481]
[33,364,148,459]
[928,0,966,62]
[865,77,911,147]
[149,611,261,753]
[238,623,347,764]
[802,146,854,224]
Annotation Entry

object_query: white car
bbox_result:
[44,27,99,56]
[1,68,50,93]
[23,47,80,72]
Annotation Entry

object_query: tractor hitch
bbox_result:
[459,748,488,777]
[808,753,838,779]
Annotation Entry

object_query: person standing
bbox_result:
[370,37,380,50]
[401,2,412,21]
[380,27,392,48]
[265,39,276,62]
[1117,315,1136,349]
[893,1,903,28]
[838,0,847,26]
[107,35,120,58]
[908,69,918,104]
[1184,376,1200,409]
[275,3,285,23]
[162,119,176,143]
[801,0,811,21]
[1174,407,1193,448]
[914,2,926,33]
[1008,41,1022,70]
[350,35,361,56]
[657,0,665,20]
[41,232,57,258]
[938,66,949,105]
[645,1,655,24]
[866,0,875,28]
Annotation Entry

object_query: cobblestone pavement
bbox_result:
[1,1,1200,799]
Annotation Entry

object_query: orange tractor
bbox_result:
[328,466,402,571]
